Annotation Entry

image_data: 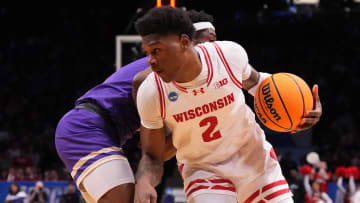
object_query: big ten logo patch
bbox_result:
[168,91,178,102]
[214,78,228,89]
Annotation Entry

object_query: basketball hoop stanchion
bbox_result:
[156,0,176,7]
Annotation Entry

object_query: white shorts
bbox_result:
[79,159,135,202]
[188,194,294,203]
[178,147,293,203]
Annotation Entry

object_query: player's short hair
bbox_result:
[135,6,194,40]
[187,9,214,24]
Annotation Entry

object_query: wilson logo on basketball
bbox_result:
[262,83,281,121]
[254,73,313,132]
[254,100,266,124]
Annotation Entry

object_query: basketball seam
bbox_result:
[257,77,291,131]
[271,75,293,130]
[284,73,306,119]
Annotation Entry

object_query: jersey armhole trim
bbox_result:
[197,45,214,87]
[154,73,166,119]
[212,42,243,89]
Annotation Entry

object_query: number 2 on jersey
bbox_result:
[199,116,222,142]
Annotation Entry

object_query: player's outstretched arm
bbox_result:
[291,84,322,133]
[134,126,166,203]
[242,67,260,91]
[242,63,322,134]
[243,65,271,96]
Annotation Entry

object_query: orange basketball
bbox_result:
[254,73,313,132]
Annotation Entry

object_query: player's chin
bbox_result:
[159,74,172,83]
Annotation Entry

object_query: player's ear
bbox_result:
[180,34,191,49]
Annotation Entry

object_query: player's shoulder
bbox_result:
[197,41,246,55]
[213,41,246,51]
[138,72,159,95]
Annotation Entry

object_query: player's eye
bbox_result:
[151,48,160,55]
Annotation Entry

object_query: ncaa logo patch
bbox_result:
[168,91,178,102]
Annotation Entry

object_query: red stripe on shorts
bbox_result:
[185,179,207,193]
[211,185,236,192]
[186,185,209,198]
[264,188,290,201]
[244,189,260,203]
[262,180,287,192]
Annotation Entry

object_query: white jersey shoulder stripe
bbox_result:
[154,73,166,119]
[196,45,214,86]
[212,42,243,89]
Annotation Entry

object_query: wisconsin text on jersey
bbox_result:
[172,92,234,123]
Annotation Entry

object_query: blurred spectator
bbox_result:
[280,151,298,180]
[350,182,360,203]
[15,168,24,181]
[7,168,16,181]
[24,166,38,181]
[335,175,356,203]
[59,182,80,203]
[304,174,333,203]
[314,161,331,193]
[4,182,27,203]
[0,169,8,180]
[29,181,48,203]
[287,169,305,203]
[7,144,20,160]
[44,169,58,181]
[12,151,33,169]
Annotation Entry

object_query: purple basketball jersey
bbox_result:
[76,57,149,145]
[55,57,149,186]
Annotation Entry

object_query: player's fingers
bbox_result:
[150,191,157,203]
[150,196,156,203]
[304,110,322,118]
[291,117,320,133]
[312,84,322,111]
[299,118,319,128]
[302,117,320,125]
[141,195,150,203]
[135,193,150,203]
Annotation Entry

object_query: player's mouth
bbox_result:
[155,70,164,74]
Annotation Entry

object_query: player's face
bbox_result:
[142,34,188,83]
[192,29,216,45]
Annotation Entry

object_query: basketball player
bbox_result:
[134,6,322,203]
[55,9,219,203]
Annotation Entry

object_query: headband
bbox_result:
[193,22,215,31]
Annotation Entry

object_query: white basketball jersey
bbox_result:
[138,41,272,167]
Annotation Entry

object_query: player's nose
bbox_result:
[147,55,157,66]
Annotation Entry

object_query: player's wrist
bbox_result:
[248,72,271,96]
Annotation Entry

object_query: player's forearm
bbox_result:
[162,135,176,161]
[136,153,164,186]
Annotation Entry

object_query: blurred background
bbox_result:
[0,0,360,202]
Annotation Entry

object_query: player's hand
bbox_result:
[134,178,157,203]
[291,84,322,133]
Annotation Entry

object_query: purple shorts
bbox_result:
[55,108,126,185]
